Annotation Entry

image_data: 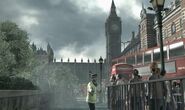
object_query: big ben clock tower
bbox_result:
[105,0,122,70]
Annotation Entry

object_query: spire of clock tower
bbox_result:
[109,0,117,17]
[105,0,121,74]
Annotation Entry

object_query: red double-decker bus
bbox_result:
[112,38,185,79]
[111,63,134,80]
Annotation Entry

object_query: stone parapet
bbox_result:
[0,90,51,110]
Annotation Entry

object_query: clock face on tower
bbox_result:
[111,24,119,31]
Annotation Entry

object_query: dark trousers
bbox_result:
[130,97,142,110]
[116,99,125,110]
[88,102,95,110]
[149,98,164,110]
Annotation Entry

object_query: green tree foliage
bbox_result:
[0,76,38,90]
[0,21,33,76]
[31,43,37,53]
[0,32,15,75]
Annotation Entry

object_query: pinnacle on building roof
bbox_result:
[47,42,51,50]
[140,2,147,19]
[109,0,117,17]
[142,2,146,12]
[142,2,144,9]
[111,0,116,9]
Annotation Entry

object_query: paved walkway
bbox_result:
[52,104,107,110]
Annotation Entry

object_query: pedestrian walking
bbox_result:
[129,69,144,110]
[86,73,98,110]
[115,74,126,110]
[110,74,116,86]
[116,74,126,85]
[149,62,167,110]
[109,74,117,110]
[172,81,181,110]
[165,81,175,110]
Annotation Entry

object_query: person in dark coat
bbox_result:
[149,62,167,110]
[129,69,143,110]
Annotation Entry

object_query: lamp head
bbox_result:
[150,0,165,11]
[99,56,103,64]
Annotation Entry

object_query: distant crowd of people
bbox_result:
[109,62,182,110]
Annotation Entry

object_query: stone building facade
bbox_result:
[105,0,122,61]
[53,59,106,83]
[122,0,185,56]
[121,5,156,56]
[155,0,185,44]
[122,31,141,55]
[105,0,122,73]
[140,5,156,49]
[36,44,106,84]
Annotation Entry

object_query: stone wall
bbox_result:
[0,90,51,110]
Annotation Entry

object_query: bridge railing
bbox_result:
[107,77,185,110]
[0,90,51,110]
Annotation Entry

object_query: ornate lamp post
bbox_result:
[99,56,103,103]
[150,0,166,76]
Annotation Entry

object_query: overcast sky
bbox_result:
[0,0,172,62]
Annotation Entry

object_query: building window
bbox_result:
[156,31,159,45]
[171,22,176,35]
[153,52,160,61]
[165,29,168,38]
[163,28,168,39]
[180,18,182,28]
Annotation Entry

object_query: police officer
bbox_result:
[86,73,98,110]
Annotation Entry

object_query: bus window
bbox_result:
[136,66,151,76]
[144,53,151,64]
[169,45,185,58]
[153,52,160,61]
[153,51,167,61]
[164,50,167,59]
[127,56,135,65]
[137,54,142,64]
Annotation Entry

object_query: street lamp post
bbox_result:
[99,56,103,103]
[150,0,166,76]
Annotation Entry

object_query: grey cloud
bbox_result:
[0,1,22,22]
[0,0,172,58]
[15,0,106,53]
[119,9,140,41]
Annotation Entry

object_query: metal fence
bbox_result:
[107,77,185,110]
